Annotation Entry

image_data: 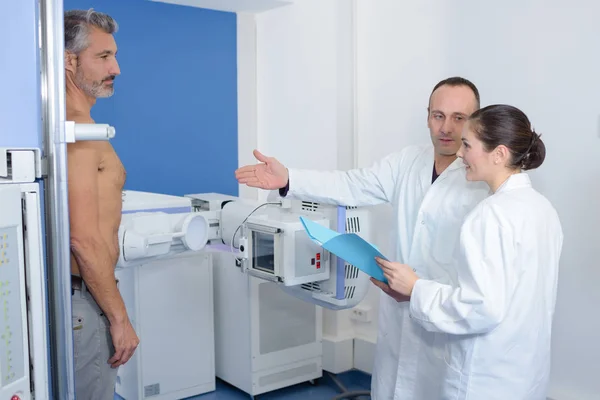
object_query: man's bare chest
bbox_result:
[97,146,126,190]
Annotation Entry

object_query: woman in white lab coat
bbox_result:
[376,104,564,399]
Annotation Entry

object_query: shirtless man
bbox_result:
[64,9,139,399]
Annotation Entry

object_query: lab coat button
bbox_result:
[421,221,425,225]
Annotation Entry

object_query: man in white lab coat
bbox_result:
[235,77,490,399]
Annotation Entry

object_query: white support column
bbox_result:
[237,12,259,201]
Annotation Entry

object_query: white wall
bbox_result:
[254,2,345,169]
[356,1,600,399]
[238,0,354,194]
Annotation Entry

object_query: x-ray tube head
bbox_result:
[219,199,331,286]
[220,200,260,249]
[185,193,374,310]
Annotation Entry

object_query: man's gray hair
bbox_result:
[64,9,118,55]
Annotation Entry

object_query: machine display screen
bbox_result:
[252,231,275,274]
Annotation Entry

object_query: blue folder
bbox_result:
[299,216,389,283]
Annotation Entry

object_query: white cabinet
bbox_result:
[213,252,322,398]
[0,149,50,400]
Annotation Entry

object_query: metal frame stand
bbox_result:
[39,0,75,398]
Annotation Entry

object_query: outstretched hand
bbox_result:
[235,149,289,190]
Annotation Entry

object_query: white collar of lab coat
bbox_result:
[423,154,466,189]
[421,149,465,190]
[495,172,531,194]
[447,157,466,172]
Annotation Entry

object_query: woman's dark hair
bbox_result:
[468,104,546,170]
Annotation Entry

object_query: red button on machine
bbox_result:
[316,262,321,269]
[12,395,21,400]
[316,253,320,260]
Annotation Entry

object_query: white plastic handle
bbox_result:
[64,121,116,142]
[147,233,174,245]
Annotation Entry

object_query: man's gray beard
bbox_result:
[75,69,114,98]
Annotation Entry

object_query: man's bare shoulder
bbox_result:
[67,139,105,153]
[65,112,119,171]
[67,140,102,171]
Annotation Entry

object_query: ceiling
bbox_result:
[149,0,294,13]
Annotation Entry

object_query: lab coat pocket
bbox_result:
[433,223,461,263]
[443,334,471,374]
[429,234,459,282]
[426,330,446,361]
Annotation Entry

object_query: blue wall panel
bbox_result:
[0,0,43,149]
[63,0,239,196]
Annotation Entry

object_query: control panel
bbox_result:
[0,228,24,386]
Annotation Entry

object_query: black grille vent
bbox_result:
[301,201,320,212]
[344,286,355,299]
[345,216,361,233]
[345,264,360,279]
[301,282,321,291]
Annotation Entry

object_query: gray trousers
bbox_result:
[72,282,119,400]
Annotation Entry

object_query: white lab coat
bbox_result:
[410,172,563,399]
[285,144,489,399]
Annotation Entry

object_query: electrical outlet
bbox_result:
[350,306,372,323]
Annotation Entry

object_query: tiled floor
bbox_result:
[115,370,371,400]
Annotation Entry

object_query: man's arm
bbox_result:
[237,148,413,207]
[282,151,405,207]
[67,142,127,325]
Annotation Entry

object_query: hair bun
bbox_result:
[522,132,546,170]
